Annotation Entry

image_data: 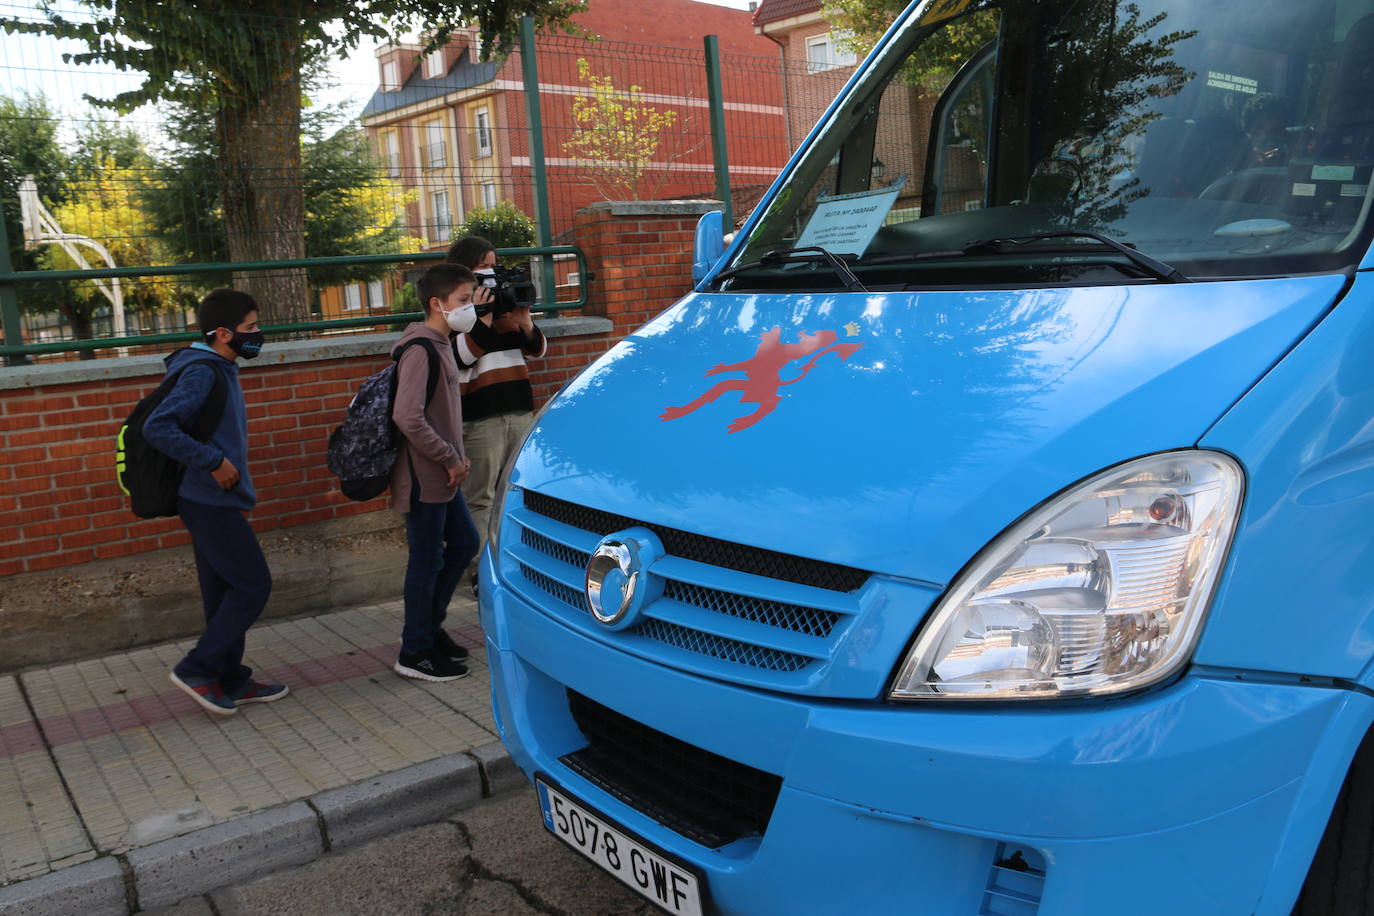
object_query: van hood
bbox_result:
[516,276,1345,585]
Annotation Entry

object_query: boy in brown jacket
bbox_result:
[391,264,481,681]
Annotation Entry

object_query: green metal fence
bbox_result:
[0,4,853,363]
[0,245,588,361]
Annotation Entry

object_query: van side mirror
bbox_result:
[692,210,726,284]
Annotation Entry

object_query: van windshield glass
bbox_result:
[721,0,1374,290]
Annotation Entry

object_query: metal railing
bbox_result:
[0,11,829,364]
[0,245,588,362]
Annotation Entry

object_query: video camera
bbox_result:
[476,264,537,317]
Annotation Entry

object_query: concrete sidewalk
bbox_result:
[0,596,520,914]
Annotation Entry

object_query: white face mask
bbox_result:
[473,268,498,288]
[442,303,477,333]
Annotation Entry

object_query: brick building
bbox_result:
[751,0,981,220]
[751,0,857,151]
[326,0,789,318]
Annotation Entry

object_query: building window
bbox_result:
[424,121,446,169]
[382,132,400,177]
[367,279,385,308]
[344,284,363,311]
[424,48,445,79]
[474,107,492,158]
[432,190,452,236]
[806,33,857,73]
[381,59,401,91]
[480,181,499,209]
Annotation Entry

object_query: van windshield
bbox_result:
[720,0,1374,290]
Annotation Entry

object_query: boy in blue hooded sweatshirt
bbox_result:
[143,288,287,716]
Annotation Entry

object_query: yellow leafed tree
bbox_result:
[41,156,177,329]
[563,59,682,201]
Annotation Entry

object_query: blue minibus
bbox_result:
[480,0,1374,912]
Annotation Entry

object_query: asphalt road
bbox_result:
[142,787,665,916]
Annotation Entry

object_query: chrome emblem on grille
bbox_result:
[585,527,663,629]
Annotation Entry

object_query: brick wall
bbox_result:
[572,200,717,337]
[0,200,708,668]
[528,325,618,405]
[0,321,614,580]
[0,353,382,579]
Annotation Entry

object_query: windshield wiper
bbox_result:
[714,246,868,292]
[961,231,1189,283]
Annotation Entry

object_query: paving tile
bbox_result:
[0,677,34,729]
[1,602,506,885]
[0,738,96,884]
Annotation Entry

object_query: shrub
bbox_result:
[392,277,419,314]
[453,200,535,254]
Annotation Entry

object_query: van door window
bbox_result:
[926,41,998,217]
[722,0,1374,291]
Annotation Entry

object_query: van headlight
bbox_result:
[890,451,1243,701]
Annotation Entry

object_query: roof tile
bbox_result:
[753,0,824,27]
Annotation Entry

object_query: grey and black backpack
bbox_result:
[326,338,440,501]
[116,353,228,519]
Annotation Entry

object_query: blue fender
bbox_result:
[1198,275,1374,681]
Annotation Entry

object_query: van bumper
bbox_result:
[479,553,1373,916]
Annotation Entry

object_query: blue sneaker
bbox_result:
[169,671,237,716]
[227,680,289,705]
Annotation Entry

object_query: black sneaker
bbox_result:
[434,628,470,661]
[470,573,480,602]
[394,649,469,682]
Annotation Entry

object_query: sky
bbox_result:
[0,0,759,141]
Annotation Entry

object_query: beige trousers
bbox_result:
[460,411,534,576]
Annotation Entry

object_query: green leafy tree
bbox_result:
[139,105,222,276]
[71,119,148,177]
[824,0,998,86]
[301,121,423,287]
[3,0,585,322]
[0,102,167,353]
[142,100,421,292]
[0,92,69,320]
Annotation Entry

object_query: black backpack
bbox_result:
[326,338,441,501]
[116,353,229,519]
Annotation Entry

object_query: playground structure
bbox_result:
[18,175,126,339]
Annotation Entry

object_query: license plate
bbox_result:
[536,779,704,916]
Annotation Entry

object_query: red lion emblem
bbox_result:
[659,326,862,432]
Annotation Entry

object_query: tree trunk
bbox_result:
[215,42,308,324]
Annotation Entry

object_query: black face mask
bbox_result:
[228,330,265,359]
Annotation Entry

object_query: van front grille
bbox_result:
[519,562,585,610]
[632,619,810,672]
[662,580,840,638]
[508,490,866,691]
[523,490,868,592]
[523,529,587,570]
[561,690,782,849]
